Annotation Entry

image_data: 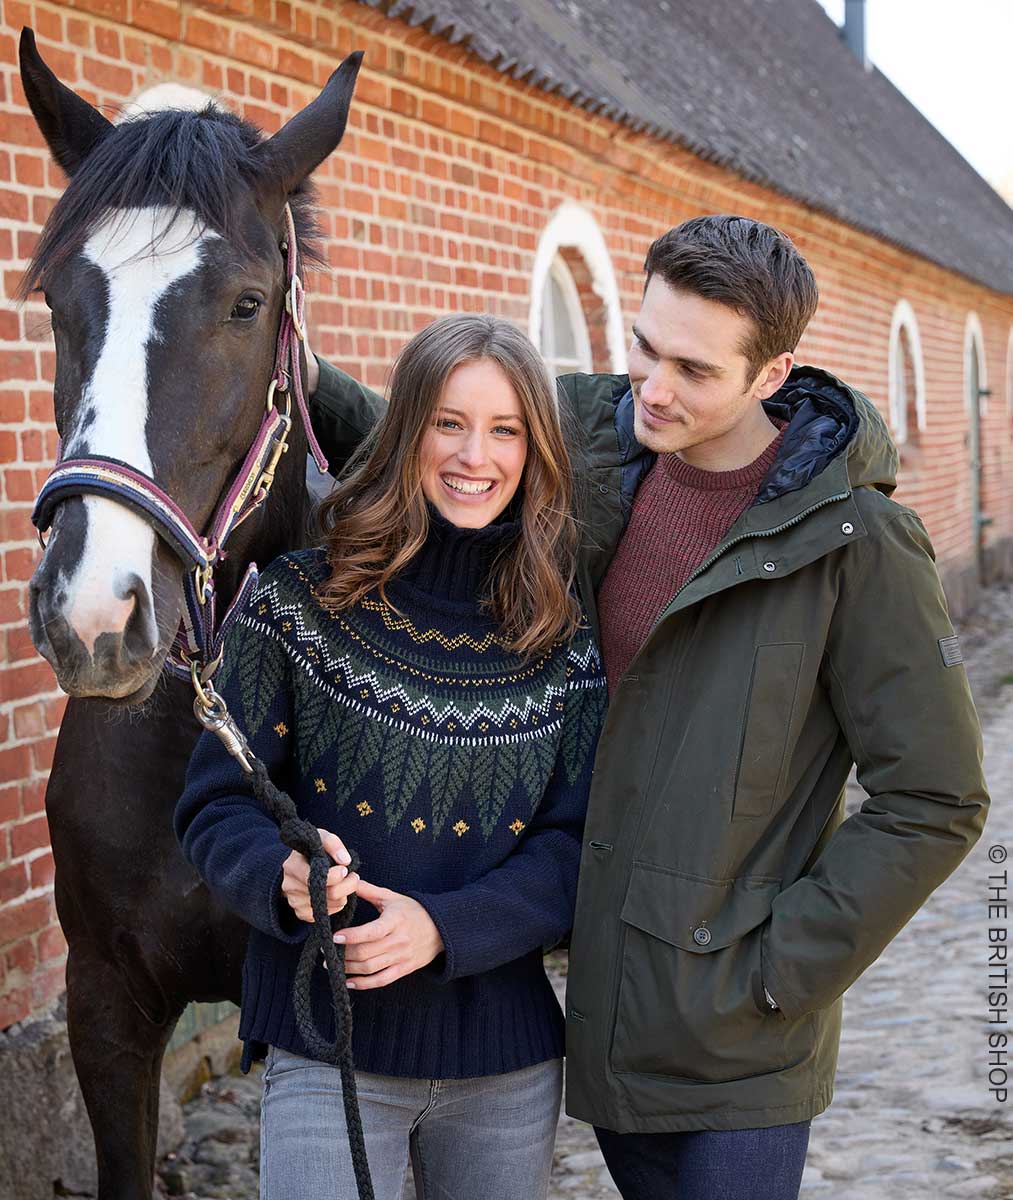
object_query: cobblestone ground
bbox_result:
[159,584,1013,1199]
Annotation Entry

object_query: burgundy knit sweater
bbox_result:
[597,426,786,694]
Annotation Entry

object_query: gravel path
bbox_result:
[159,584,1013,1199]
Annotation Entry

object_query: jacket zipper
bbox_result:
[644,490,852,643]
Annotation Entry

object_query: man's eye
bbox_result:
[230,297,261,321]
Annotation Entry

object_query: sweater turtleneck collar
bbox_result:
[394,497,522,605]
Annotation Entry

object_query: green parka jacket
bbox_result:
[309,359,989,1133]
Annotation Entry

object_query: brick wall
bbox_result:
[1,0,1012,1027]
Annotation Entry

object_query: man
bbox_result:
[305,214,988,1198]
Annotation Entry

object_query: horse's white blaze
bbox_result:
[60,207,215,654]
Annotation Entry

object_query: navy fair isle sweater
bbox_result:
[174,505,608,1079]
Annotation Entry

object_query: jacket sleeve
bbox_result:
[407,633,608,983]
[174,571,308,945]
[761,508,989,1020]
[308,356,386,474]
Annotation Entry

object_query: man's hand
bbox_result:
[280,828,356,923]
[336,879,444,990]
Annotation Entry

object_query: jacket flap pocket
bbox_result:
[619,863,779,953]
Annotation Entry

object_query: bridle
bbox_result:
[30,204,328,718]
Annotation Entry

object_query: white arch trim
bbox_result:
[529,202,627,374]
[963,311,988,416]
[887,299,926,442]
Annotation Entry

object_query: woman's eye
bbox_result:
[494,426,520,436]
[437,419,461,430]
[230,297,261,321]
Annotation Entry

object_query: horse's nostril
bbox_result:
[119,573,158,663]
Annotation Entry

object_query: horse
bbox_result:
[17,28,362,1198]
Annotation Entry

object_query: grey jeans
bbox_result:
[259,1046,563,1200]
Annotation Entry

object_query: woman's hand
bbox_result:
[280,828,356,923]
[336,879,445,989]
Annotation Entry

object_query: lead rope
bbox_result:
[196,688,375,1200]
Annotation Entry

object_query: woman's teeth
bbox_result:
[443,476,494,495]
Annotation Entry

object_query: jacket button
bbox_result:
[841,522,854,534]
[762,561,776,573]
[692,926,712,945]
[598,484,609,494]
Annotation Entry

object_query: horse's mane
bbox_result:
[20,104,322,298]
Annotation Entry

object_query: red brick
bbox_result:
[0,586,25,624]
[0,189,29,222]
[31,736,57,775]
[0,392,25,424]
[0,744,31,785]
[0,785,19,825]
[12,702,45,741]
[187,13,231,56]
[0,863,28,906]
[2,546,41,585]
[82,57,133,96]
[95,26,120,59]
[0,896,50,947]
[20,779,47,817]
[10,815,49,858]
[30,852,55,891]
[5,936,36,977]
[3,469,35,502]
[13,154,44,187]
[37,922,66,962]
[0,661,55,705]
[133,0,182,39]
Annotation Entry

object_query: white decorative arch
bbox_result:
[529,202,627,374]
[887,299,926,443]
[964,311,988,416]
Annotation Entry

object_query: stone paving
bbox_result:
[159,584,1013,1199]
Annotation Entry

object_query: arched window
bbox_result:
[539,255,592,376]
[530,203,627,376]
[887,300,925,446]
[964,312,988,415]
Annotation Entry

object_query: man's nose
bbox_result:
[640,368,675,410]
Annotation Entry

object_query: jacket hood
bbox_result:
[757,366,898,505]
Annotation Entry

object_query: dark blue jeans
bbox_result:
[594,1119,811,1200]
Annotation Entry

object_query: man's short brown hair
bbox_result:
[643,215,819,382]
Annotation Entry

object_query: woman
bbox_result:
[174,314,608,1199]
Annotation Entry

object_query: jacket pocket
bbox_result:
[609,864,815,1083]
[732,643,805,820]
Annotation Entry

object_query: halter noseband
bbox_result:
[30,204,328,692]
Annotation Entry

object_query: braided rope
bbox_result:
[250,758,375,1199]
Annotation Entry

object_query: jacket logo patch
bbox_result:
[938,635,963,668]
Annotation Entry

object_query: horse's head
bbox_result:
[18,29,360,703]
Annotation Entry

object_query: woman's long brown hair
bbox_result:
[314,314,583,658]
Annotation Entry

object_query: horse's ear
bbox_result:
[19,28,113,176]
[253,51,364,217]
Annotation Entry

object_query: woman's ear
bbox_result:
[19,27,113,177]
[252,50,364,221]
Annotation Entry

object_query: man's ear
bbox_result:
[253,51,363,219]
[753,352,794,400]
[19,27,113,176]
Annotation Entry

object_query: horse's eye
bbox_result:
[230,297,261,321]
